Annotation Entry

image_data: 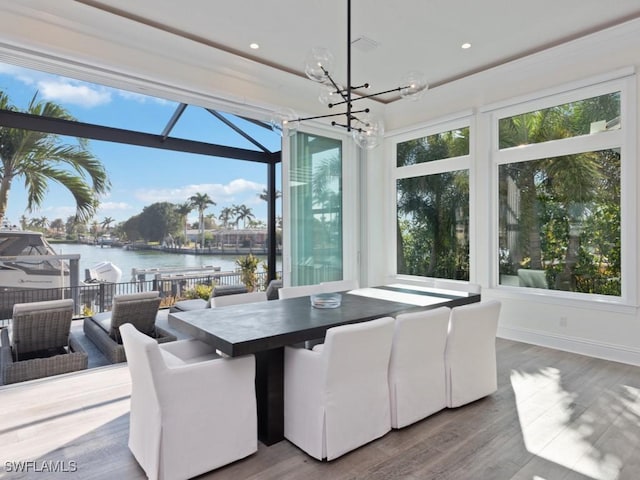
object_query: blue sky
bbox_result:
[0,62,282,227]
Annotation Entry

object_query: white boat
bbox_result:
[0,229,122,291]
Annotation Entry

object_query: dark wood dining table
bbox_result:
[168,284,480,445]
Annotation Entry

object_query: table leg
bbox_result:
[255,347,284,445]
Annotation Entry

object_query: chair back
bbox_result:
[119,323,163,473]
[389,307,450,428]
[319,279,359,293]
[11,299,74,356]
[278,284,323,299]
[265,279,283,300]
[211,291,267,308]
[110,291,161,340]
[433,279,481,294]
[445,299,501,407]
[320,316,395,459]
[211,284,248,297]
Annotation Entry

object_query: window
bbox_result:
[395,125,471,280]
[288,132,343,286]
[494,84,631,300]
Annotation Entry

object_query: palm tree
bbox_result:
[175,201,193,246]
[101,216,115,232]
[218,207,233,228]
[234,204,255,229]
[258,188,282,202]
[189,193,215,248]
[0,92,110,226]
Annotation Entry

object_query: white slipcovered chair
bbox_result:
[284,316,395,461]
[277,284,324,299]
[319,279,359,292]
[388,307,450,429]
[119,323,257,480]
[210,291,267,308]
[444,299,502,408]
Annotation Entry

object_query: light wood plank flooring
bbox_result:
[1,339,640,480]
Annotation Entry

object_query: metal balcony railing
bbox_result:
[0,270,278,326]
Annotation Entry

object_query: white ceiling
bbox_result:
[1,0,639,126]
[72,0,640,102]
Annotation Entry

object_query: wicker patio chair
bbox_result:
[83,291,176,364]
[0,299,88,385]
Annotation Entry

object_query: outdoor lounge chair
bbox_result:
[0,299,88,385]
[83,291,176,364]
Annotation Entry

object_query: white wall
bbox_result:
[367,18,640,365]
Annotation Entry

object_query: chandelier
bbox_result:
[270,0,427,149]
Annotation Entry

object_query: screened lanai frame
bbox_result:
[0,80,283,283]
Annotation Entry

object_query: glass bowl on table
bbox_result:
[310,292,342,309]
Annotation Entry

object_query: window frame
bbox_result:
[387,114,475,283]
[488,76,636,306]
[282,122,360,287]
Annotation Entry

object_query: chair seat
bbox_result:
[90,312,112,333]
[169,298,208,313]
[160,339,221,366]
[1,328,88,385]
[83,292,176,364]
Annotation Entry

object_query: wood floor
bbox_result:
[1,338,640,480]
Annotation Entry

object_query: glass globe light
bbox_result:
[269,108,299,137]
[318,83,343,105]
[399,71,428,101]
[304,47,334,83]
[352,114,385,150]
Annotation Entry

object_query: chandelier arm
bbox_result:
[296,108,369,122]
[321,67,351,104]
[329,85,411,107]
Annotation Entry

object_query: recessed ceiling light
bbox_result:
[461,42,471,49]
[250,43,260,50]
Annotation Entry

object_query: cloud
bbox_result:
[0,63,36,85]
[98,201,132,212]
[0,64,112,107]
[38,79,112,107]
[135,178,266,206]
[117,89,171,105]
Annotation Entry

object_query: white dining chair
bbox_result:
[120,323,257,480]
[444,299,501,408]
[210,291,267,307]
[277,284,324,299]
[319,279,359,292]
[284,316,395,460]
[388,307,450,428]
[434,279,481,294]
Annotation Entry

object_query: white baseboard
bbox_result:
[497,325,640,367]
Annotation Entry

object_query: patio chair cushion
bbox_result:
[170,298,208,313]
[104,292,161,340]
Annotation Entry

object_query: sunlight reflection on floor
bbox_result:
[511,370,640,480]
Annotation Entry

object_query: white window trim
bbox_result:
[488,75,637,307]
[387,115,474,283]
[281,122,359,287]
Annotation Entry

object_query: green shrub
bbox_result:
[184,283,213,300]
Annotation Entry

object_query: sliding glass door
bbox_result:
[287,132,343,286]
